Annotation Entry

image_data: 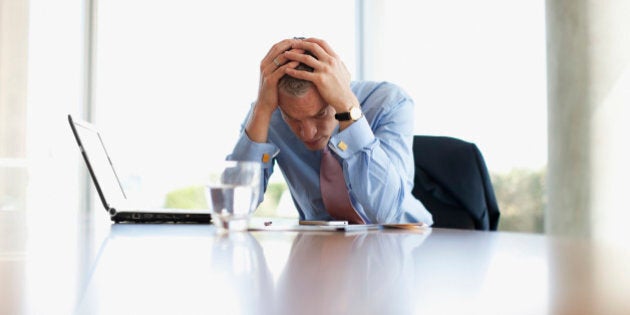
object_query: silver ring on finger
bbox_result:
[273,58,280,67]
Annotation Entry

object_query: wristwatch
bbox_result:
[334,106,362,121]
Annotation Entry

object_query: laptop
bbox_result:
[68,114,212,223]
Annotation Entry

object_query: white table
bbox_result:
[3,216,630,314]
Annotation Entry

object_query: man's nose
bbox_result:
[300,121,317,140]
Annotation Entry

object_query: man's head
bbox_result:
[278,54,315,96]
[278,52,337,151]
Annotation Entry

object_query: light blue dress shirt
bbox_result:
[228,81,433,225]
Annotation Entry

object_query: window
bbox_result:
[362,0,547,232]
[95,1,356,212]
[95,1,547,231]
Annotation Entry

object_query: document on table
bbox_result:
[248,221,429,232]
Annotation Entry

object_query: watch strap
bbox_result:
[335,112,352,121]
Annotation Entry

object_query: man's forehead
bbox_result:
[279,103,327,119]
[279,90,327,116]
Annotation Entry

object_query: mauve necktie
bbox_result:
[319,146,365,224]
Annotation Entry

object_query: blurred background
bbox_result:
[2,0,628,238]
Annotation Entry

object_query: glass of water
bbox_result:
[206,160,262,232]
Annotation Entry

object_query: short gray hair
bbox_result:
[278,51,315,96]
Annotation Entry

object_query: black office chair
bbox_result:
[411,135,500,231]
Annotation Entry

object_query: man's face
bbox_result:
[278,87,338,151]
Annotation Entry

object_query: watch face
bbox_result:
[350,107,362,120]
[334,107,362,121]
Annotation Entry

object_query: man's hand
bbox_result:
[246,39,301,143]
[283,38,360,115]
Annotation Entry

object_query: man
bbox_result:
[228,37,432,225]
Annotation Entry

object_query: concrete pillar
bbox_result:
[0,0,29,208]
[546,0,630,242]
[0,0,29,158]
[0,2,30,315]
[357,0,386,81]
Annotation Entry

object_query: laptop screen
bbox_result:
[69,116,128,210]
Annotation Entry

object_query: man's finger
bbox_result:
[303,38,338,58]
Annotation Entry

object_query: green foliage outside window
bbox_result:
[492,168,546,233]
[162,182,290,215]
[164,185,208,209]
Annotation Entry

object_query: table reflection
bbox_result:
[275,230,430,315]
[209,232,274,315]
[74,225,431,315]
[75,225,274,315]
[5,215,630,315]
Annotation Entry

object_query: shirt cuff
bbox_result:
[228,132,280,169]
[328,117,374,159]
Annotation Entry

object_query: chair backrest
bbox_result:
[411,135,500,230]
